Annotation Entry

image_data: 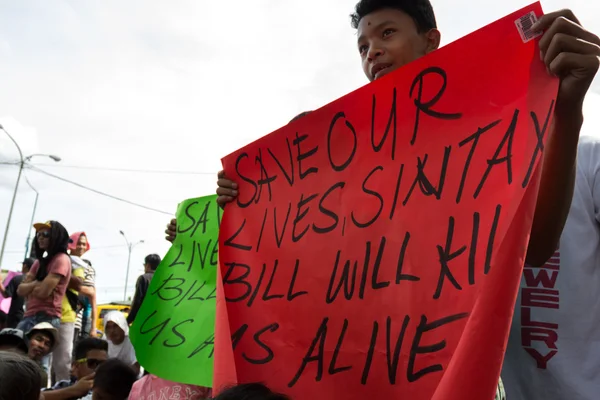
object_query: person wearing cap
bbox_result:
[27,322,58,388]
[0,327,29,354]
[16,221,72,380]
[17,221,72,332]
[0,258,35,328]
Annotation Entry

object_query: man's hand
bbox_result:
[89,329,98,338]
[216,170,238,209]
[165,219,177,243]
[534,10,600,116]
[72,373,95,395]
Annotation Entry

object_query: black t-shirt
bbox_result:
[5,274,25,328]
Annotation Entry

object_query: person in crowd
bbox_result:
[69,232,97,340]
[43,337,108,400]
[53,234,87,383]
[129,373,212,399]
[17,221,72,331]
[27,322,59,386]
[126,254,161,325]
[212,384,289,400]
[0,258,35,328]
[210,1,598,399]
[0,327,28,354]
[0,350,44,400]
[89,358,137,400]
[214,0,600,270]
[502,135,600,399]
[104,311,139,375]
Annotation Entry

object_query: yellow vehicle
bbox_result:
[96,301,131,335]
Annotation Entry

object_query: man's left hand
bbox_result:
[534,10,600,116]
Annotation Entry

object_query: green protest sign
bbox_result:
[130,195,220,387]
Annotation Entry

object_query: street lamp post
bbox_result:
[24,176,39,258]
[120,230,144,301]
[0,124,61,268]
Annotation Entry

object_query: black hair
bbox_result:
[289,111,312,123]
[73,337,108,361]
[350,0,436,32]
[33,221,70,282]
[22,258,35,270]
[213,383,290,400]
[0,351,42,400]
[144,254,161,271]
[93,358,137,399]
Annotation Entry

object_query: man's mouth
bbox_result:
[372,63,393,80]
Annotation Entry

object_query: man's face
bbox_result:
[73,349,108,379]
[36,229,51,250]
[28,332,53,361]
[72,235,88,257]
[357,8,438,82]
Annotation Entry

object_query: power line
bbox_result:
[28,166,173,216]
[4,162,216,175]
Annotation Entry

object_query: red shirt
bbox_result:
[26,254,71,318]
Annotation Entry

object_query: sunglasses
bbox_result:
[76,357,105,369]
[37,231,51,238]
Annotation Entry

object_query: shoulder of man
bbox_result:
[43,378,74,391]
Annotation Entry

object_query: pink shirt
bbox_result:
[25,254,71,318]
[128,375,211,400]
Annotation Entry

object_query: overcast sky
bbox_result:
[1,0,599,303]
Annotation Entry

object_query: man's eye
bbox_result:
[382,28,395,37]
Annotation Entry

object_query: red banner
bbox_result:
[215,3,558,399]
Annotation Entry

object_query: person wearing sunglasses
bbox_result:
[16,221,72,333]
[43,337,108,400]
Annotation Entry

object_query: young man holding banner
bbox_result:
[164,1,599,399]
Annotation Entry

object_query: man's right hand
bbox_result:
[165,219,177,243]
[216,170,238,209]
[72,373,94,395]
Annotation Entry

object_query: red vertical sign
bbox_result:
[216,3,558,399]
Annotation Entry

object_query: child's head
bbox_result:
[350,0,440,81]
[92,358,137,400]
[213,383,289,400]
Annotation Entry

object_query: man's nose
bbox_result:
[367,46,384,61]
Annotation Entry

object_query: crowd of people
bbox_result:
[1,0,599,399]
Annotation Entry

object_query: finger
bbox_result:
[549,52,600,79]
[216,187,238,197]
[217,195,234,205]
[539,17,600,55]
[533,9,580,31]
[544,33,600,70]
[217,170,225,179]
[217,178,238,189]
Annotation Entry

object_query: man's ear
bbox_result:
[424,29,441,53]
